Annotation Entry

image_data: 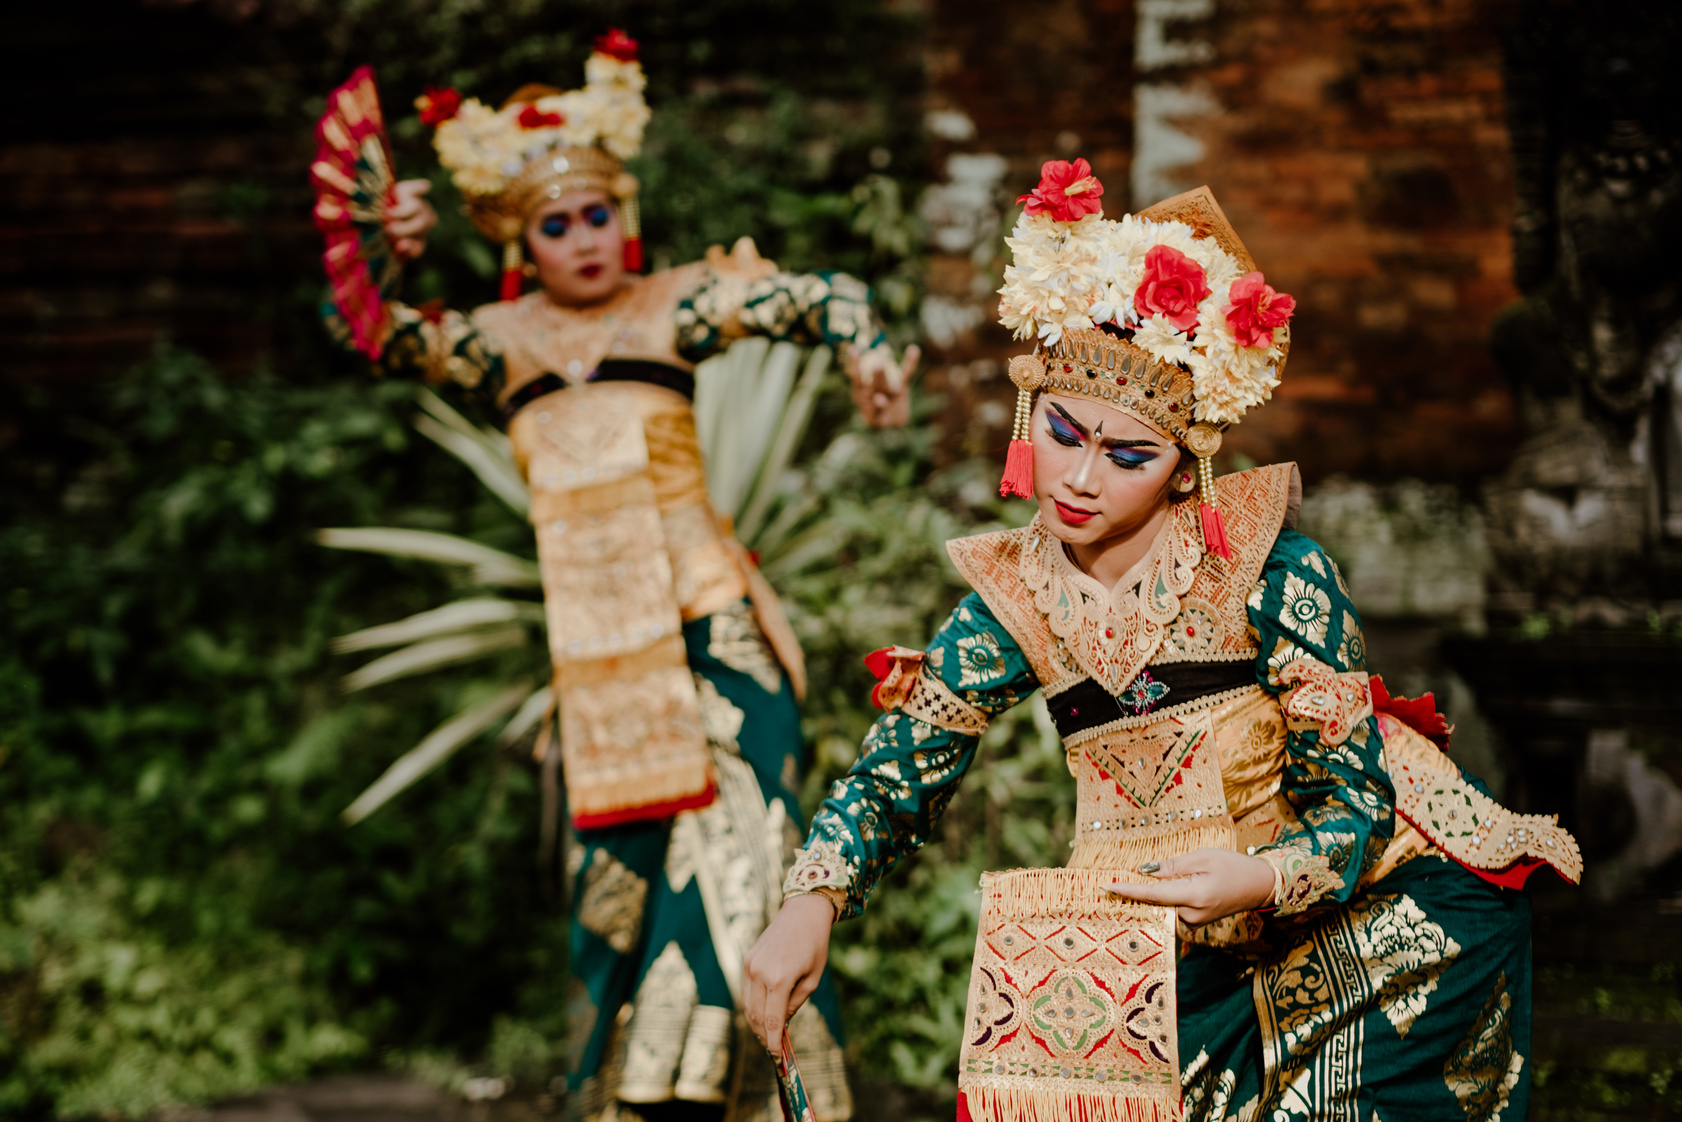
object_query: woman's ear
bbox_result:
[1169,449,1199,500]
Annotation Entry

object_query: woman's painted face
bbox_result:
[524,189,625,306]
[1031,392,1185,547]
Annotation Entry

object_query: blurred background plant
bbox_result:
[0,1,1062,1117]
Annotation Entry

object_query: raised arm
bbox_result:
[741,591,1037,1046]
[1246,529,1396,913]
[673,239,917,427]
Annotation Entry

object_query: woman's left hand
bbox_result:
[1107,848,1277,926]
[845,342,918,429]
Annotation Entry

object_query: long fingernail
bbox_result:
[1138,861,1160,874]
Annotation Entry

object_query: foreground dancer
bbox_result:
[743,166,1580,1121]
[321,31,918,1122]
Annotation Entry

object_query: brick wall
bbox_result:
[1,0,318,388]
[919,0,1524,484]
[8,0,1527,489]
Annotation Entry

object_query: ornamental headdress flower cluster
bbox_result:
[997,160,1295,428]
[417,29,652,297]
[994,163,1297,559]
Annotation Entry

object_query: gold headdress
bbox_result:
[419,29,651,299]
[996,162,1296,558]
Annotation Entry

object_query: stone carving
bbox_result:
[1486,0,1682,616]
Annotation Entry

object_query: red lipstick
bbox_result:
[580,263,603,279]
[1054,500,1096,526]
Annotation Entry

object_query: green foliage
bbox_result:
[0,3,955,1116]
[0,349,568,1117]
[1,871,364,1119]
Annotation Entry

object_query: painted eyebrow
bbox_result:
[1047,401,1161,448]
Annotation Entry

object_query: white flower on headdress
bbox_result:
[431,47,650,199]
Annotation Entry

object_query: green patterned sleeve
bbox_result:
[673,269,888,364]
[324,301,506,405]
[1245,529,1396,914]
[783,592,1038,921]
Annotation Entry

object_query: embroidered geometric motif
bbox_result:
[959,868,1180,1121]
[1085,723,1208,809]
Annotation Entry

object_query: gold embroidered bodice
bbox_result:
[479,266,748,622]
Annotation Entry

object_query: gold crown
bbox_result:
[1008,327,1220,453]
[463,146,639,243]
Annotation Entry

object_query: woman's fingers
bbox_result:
[383,180,438,257]
[741,957,782,1050]
[898,343,921,386]
[1107,877,1208,908]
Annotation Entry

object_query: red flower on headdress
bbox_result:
[1222,270,1296,348]
[518,104,566,129]
[1016,158,1105,223]
[416,87,462,127]
[1134,245,1211,333]
[595,28,640,62]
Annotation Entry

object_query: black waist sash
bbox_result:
[499,359,697,426]
[1047,660,1256,741]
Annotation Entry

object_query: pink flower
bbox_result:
[517,104,565,130]
[1222,271,1295,348]
[594,28,640,62]
[1133,245,1211,333]
[416,87,461,127]
[1016,158,1105,223]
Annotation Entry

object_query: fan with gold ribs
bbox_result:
[311,66,399,360]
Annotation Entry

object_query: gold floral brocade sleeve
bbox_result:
[674,267,888,364]
[1245,529,1395,915]
[324,299,506,402]
[783,593,1037,921]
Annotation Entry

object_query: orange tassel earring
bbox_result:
[500,240,524,302]
[999,354,1046,498]
[619,195,643,273]
[1185,423,1233,561]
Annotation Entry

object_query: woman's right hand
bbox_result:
[384,179,438,261]
[742,893,836,1051]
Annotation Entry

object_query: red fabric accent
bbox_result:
[956,1091,973,1122]
[864,646,925,710]
[1470,855,1550,890]
[1395,799,1556,890]
[500,267,524,302]
[1371,675,1453,751]
[569,783,716,830]
[623,236,644,273]
[863,646,897,682]
[1199,502,1233,560]
[999,438,1035,498]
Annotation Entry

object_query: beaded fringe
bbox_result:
[1065,825,1235,876]
[959,1087,1178,1122]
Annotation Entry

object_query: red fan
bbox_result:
[311,67,399,359]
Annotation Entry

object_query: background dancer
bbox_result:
[325,31,917,1122]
